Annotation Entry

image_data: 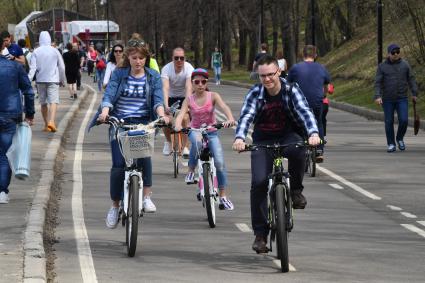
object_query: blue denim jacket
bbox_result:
[0,56,35,119]
[89,66,163,130]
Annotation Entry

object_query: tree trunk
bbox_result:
[239,28,247,66]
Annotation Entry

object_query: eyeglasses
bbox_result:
[193,79,208,85]
[127,39,146,48]
[174,56,185,61]
[258,69,279,79]
[391,49,400,55]
[114,49,123,53]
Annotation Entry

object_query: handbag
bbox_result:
[6,122,32,180]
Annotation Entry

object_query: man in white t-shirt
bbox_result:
[161,47,194,156]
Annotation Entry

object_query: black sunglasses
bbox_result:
[174,56,185,61]
[391,49,400,55]
[114,49,123,53]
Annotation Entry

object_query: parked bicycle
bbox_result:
[102,116,165,257]
[242,141,305,273]
[181,123,226,228]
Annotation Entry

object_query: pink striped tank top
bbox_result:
[189,92,216,128]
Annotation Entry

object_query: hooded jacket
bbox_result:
[28,31,66,83]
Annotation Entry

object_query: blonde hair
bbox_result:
[118,33,151,68]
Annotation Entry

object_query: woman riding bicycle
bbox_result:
[174,68,235,210]
[89,35,169,228]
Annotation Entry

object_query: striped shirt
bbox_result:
[235,78,318,141]
[113,75,148,119]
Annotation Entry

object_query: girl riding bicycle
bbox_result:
[89,35,169,228]
[174,68,235,210]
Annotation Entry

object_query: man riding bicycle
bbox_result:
[232,55,320,253]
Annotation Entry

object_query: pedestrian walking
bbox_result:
[287,45,331,162]
[1,30,25,65]
[211,47,222,85]
[103,43,124,88]
[28,31,66,133]
[62,42,80,99]
[0,34,35,204]
[95,49,107,92]
[374,43,418,152]
[86,43,97,78]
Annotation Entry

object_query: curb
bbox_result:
[221,80,425,131]
[23,85,93,283]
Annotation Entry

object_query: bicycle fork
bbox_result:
[123,170,144,216]
[197,159,218,203]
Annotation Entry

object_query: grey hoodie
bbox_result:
[28,31,66,83]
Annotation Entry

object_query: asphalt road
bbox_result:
[53,83,425,283]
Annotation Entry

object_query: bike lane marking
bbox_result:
[317,165,382,200]
[400,212,417,219]
[72,86,98,283]
[400,224,425,238]
[235,223,252,233]
[417,221,425,227]
[387,205,403,211]
[329,183,344,190]
[272,260,297,272]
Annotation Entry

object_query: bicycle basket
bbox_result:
[118,128,155,159]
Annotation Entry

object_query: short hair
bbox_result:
[303,45,317,59]
[0,30,10,40]
[66,42,73,51]
[256,54,279,67]
[18,39,27,48]
[172,47,185,55]
[260,43,268,52]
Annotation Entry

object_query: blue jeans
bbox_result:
[188,131,227,189]
[213,65,221,82]
[382,98,408,145]
[96,69,105,91]
[0,118,17,194]
[108,117,152,201]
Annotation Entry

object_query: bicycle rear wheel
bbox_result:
[305,149,311,173]
[126,175,139,257]
[202,163,216,228]
[310,147,317,177]
[275,184,289,273]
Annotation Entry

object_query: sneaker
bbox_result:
[292,192,307,209]
[105,206,119,228]
[196,192,202,201]
[143,195,156,213]
[69,95,74,100]
[73,93,78,99]
[47,122,57,132]
[219,197,234,210]
[0,192,9,204]
[387,144,396,153]
[182,147,190,159]
[397,140,405,151]
[252,235,268,254]
[162,141,171,156]
[185,172,195,184]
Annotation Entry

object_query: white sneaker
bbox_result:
[143,195,157,213]
[182,147,190,159]
[219,197,234,211]
[106,206,119,228]
[163,141,171,156]
[0,192,9,204]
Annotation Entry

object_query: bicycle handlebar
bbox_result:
[179,123,225,134]
[97,116,168,129]
[240,141,306,152]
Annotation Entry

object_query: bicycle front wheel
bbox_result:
[126,175,139,257]
[202,163,216,228]
[173,150,179,178]
[275,184,289,272]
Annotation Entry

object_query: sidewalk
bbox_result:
[0,80,93,283]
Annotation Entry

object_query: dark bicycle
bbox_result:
[305,145,317,177]
[243,142,305,273]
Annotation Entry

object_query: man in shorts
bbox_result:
[161,47,194,156]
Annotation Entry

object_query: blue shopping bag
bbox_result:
[6,122,32,180]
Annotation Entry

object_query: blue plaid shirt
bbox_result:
[235,78,318,141]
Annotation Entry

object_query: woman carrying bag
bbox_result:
[0,35,35,204]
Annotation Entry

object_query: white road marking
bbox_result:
[417,221,425,227]
[401,224,425,238]
[72,86,98,283]
[386,205,403,211]
[317,166,382,200]
[272,260,297,272]
[235,223,252,233]
[400,212,417,219]
[329,183,344,190]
